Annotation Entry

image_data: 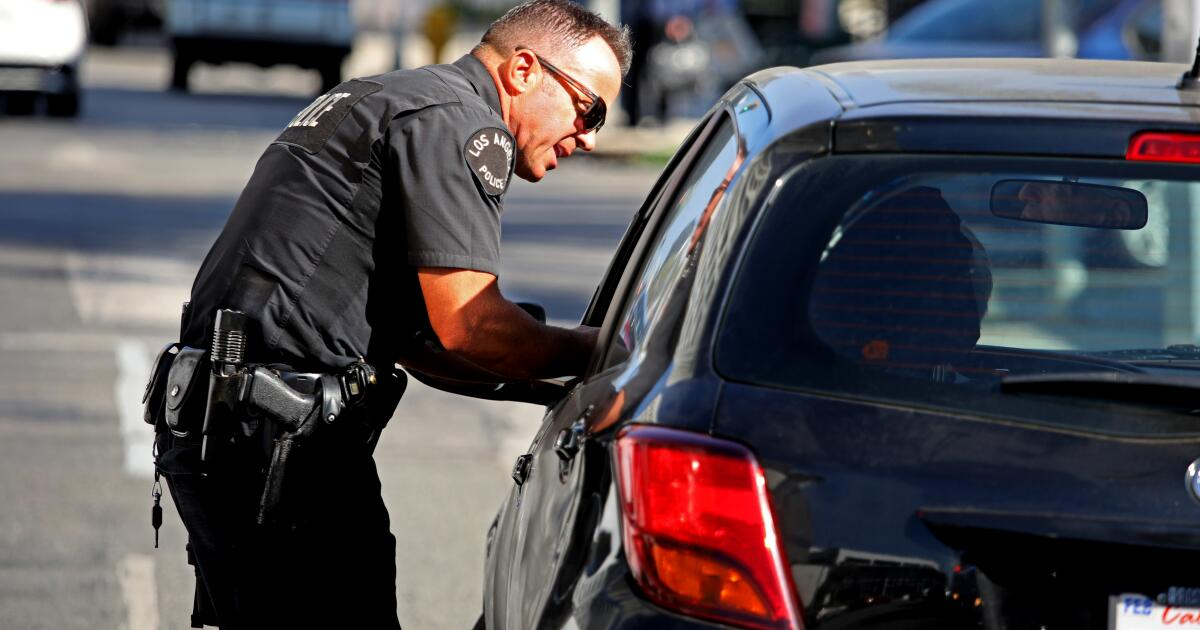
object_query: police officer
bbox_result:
[154,1,630,627]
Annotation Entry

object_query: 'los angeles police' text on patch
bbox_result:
[464,127,514,197]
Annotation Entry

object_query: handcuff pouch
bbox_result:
[143,343,180,430]
[165,346,208,438]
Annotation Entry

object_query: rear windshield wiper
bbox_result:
[1087,345,1200,364]
[1001,372,1200,408]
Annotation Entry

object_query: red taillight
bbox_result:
[615,426,803,630]
[1127,132,1200,163]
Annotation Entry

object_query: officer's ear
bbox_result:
[501,48,541,97]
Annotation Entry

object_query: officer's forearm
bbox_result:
[396,342,508,384]
[439,303,595,380]
[419,268,596,380]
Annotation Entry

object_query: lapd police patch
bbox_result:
[275,80,382,154]
[464,127,514,197]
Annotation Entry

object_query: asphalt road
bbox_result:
[0,46,660,630]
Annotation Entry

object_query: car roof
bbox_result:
[737,58,1200,158]
[807,58,1200,110]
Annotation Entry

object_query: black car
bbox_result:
[452,58,1200,630]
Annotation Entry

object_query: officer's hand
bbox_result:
[574,325,601,355]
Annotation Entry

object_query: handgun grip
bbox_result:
[247,367,317,429]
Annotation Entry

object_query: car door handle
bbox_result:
[554,417,587,462]
[553,428,579,461]
[511,454,533,486]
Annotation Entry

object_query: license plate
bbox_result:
[1111,594,1200,629]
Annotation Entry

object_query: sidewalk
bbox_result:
[588,119,696,161]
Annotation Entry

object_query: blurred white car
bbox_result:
[0,0,86,117]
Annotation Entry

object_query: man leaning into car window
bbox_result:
[144,2,630,627]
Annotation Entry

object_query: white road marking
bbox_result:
[47,139,102,170]
[115,338,155,479]
[65,252,192,328]
[0,331,161,353]
[61,250,185,479]
[117,554,159,630]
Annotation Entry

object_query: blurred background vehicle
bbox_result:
[165,0,355,93]
[0,0,87,117]
[811,0,1161,64]
[9,0,1186,124]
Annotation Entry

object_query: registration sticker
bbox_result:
[1111,594,1200,628]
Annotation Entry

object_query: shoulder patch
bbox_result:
[275,80,382,154]
[464,127,514,197]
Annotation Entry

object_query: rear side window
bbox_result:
[718,155,1200,436]
[605,114,739,367]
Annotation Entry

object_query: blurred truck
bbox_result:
[85,0,165,46]
[166,0,354,94]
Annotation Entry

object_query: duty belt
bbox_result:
[148,308,406,529]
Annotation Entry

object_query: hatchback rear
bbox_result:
[719,145,1200,630]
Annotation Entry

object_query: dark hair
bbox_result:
[478,0,632,77]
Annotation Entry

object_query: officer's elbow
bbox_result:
[434,323,495,364]
[434,326,474,355]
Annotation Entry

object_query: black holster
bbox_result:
[255,367,407,528]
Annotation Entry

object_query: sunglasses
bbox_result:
[520,48,607,134]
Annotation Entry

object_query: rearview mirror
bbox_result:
[990,179,1147,230]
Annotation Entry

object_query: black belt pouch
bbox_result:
[164,347,209,438]
[143,343,181,432]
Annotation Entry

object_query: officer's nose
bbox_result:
[576,129,598,152]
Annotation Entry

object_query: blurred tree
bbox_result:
[423,3,459,64]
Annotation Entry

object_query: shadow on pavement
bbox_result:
[0,191,232,259]
[78,87,311,130]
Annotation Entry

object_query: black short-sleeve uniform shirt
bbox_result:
[183,56,515,371]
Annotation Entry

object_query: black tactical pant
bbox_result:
[156,423,401,629]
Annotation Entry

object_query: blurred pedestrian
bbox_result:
[646,14,708,123]
[622,0,742,125]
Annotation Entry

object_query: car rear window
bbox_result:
[717,155,1200,436]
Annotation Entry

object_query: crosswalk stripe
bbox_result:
[117,554,159,630]
[115,338,155,479]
